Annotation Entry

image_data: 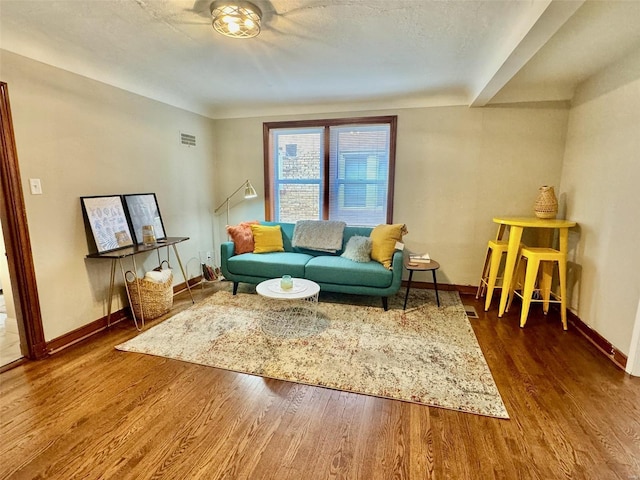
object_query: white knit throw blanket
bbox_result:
[292,220,347,253]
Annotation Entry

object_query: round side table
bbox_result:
[403,259,441,310]
[256,277,321,321]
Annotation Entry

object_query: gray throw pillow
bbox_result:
[341,235,373,263]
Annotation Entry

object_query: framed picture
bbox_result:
[123,193,167,244]
[81,195,134,253]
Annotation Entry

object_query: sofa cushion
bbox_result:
[305,256,392,288]
[370,223,407,269]
[227,252,312,278]
[341,235,372,263]
[226,220,259,254]
[261,222,295,252]
[251,224,284,253]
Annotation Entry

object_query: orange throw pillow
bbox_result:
[226,221,259,254]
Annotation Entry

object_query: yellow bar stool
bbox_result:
[507,247,568,330]
[476,239,510,311]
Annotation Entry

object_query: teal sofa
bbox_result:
[220,222,404,310]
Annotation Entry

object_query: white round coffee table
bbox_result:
[256,277,320,302]
[256,278,321,334]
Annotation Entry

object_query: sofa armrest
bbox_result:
[390,249,404,290]
[220,241,235,278]
[221,241,235,259]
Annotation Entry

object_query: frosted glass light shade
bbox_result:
[210,1,262,39]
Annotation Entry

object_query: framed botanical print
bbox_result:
[81,195,134,253]
[123,193,167,244]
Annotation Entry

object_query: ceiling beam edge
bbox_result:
[470,0,585,107]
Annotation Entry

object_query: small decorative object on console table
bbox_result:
[534,185,558,219]
[142,225,157,246]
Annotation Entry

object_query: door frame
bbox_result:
[0,82,47,360]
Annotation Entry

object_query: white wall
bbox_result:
[560,46,640,356]
[213,104,569,287]
[0,50,217,342]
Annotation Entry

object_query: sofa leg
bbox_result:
[382,297,388,311]
[233,282,239,295]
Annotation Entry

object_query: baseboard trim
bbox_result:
[46,308,130,354]
[567,309,627,370]
[0,357,29,374]
[46,277,202,355]
[402,280,476,296]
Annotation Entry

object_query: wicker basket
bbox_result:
[125,269,173,320]
[534,185,558,219]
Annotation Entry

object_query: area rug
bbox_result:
[116,289,509,419]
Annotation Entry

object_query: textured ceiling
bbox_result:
[1,0,639,119]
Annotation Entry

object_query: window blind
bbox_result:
[328,124,390,226]
[265,116,396,226]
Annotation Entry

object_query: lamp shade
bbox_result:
[214,179,258,226]
[244,181,257,199]
[210,1,262,39]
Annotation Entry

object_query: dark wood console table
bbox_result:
[87,237,195,330]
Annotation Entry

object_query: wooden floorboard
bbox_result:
[1,282,640,479]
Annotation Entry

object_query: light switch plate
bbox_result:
[29,178,42,195]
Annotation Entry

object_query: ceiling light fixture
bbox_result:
[210,1,262,39]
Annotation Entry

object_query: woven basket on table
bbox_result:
[534,185,558,219]
[125,271,173,320]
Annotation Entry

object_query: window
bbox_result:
[263,116,397,226]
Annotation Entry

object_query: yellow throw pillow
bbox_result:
[370,224,407,269]
[251,224,284,253]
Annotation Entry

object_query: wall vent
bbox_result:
[180,132,196,147]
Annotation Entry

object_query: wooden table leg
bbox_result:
[403,270,414,310]
[432,269,440,307]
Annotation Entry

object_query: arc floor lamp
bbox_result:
[214,179,258,225]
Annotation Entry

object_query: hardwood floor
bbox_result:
[1,282,639,479]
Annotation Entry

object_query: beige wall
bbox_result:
[10,43,633,357]
[213,104,569,287]
[0,50,217,342]
[560,46,640,355]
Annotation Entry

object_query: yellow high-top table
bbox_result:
[492,217,576,318]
